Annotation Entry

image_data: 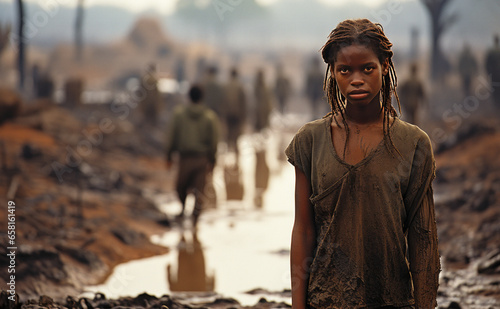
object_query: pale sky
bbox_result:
[2,0,391,15]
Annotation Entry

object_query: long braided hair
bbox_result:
[321,19,401,158]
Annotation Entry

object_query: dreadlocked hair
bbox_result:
[320,18,402,158]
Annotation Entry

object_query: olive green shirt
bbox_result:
[286,116,440,308]
[165,104,219,163]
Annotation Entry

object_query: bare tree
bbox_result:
[75,0,84,61]
[420,0,458,80]
[15,0,25,90]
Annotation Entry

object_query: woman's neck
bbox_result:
[344,96,383,125]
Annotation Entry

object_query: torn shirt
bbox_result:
[286,116,439,308]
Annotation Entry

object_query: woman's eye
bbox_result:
[365,66,374,73]
[339,68,349,74]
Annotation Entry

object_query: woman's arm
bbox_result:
[290,166,316,309]
[407,187,440,308]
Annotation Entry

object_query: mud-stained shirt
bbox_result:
[286,116,440,309]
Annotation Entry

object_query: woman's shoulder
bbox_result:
[393,118,433,151]
[394,118,430,140]
[295,116,330,137]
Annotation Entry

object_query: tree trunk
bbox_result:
[75,0,84,62]
[421,0,455,80]
[16,0,25,91]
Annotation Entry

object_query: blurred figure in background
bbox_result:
[139,63,161,126]
[485,34,500,109]
[253,69,272,208]
[202,66,225,210]
[224,67,247,157]
[274,63,291,114]
[399,63,426,125]
[203,66,226,121]
[254,147,269,208]
[32,64,54,100]
[253,69,273,133]
[165,85,219,225]
[305,57,326,119]
[195,57,207,83]
[458,43,478,97]
[175,56,186,84]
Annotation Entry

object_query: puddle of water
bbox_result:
[84,131,297,306]
[83,116,500,308]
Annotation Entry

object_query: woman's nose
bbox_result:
[350,72,364,86]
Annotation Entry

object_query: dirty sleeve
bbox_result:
[404,133,440,308]
[285,125,312,182]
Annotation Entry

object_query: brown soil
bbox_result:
[0,102,171,301]
[1,98,499,308]
[432,119,500,305]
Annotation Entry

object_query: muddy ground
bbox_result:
[0,98,499,308]
[0,100,172,300]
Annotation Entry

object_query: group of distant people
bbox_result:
[458,34,500,102]
[159,57,334,224]
[398,34,500,126]
[163,65,278,225]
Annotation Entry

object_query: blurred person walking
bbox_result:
[253,69,272,208]
[203,66,226,121]
[223,68,247,201]
[139,63,161,126]
[202,66,225,209]
[274,64,291,114]
[224,67,247,157]
[254,69,273,132]
[165,85,219,225]
[485,34,500,109]
[305,57,326,119]
[458,43,478,97]
[399,63,426,125]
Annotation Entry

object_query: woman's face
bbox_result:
[332,43,388,107]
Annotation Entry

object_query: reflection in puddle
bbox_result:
[167,229,215,292]
[84,127,299,305]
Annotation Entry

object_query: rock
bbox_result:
[65,295,78,308]
[0,290,18,309]
[477,250,500,275]
[20,143,42,160]
[38,295,53,307]
[448,301,462,309]
[111,226,147,245]
[128,292,158,307]
[258,297,268,303]
[209,297,240,305]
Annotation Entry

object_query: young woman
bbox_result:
[286,19,440,309]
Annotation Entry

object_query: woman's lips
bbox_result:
[348,91,369,100]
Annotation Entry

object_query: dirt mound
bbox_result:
[433,120,500,306]
[0,103,172,301]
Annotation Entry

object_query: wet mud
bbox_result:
[0,102,171,300]
[433,119,500,308]
[1,101,499,308]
